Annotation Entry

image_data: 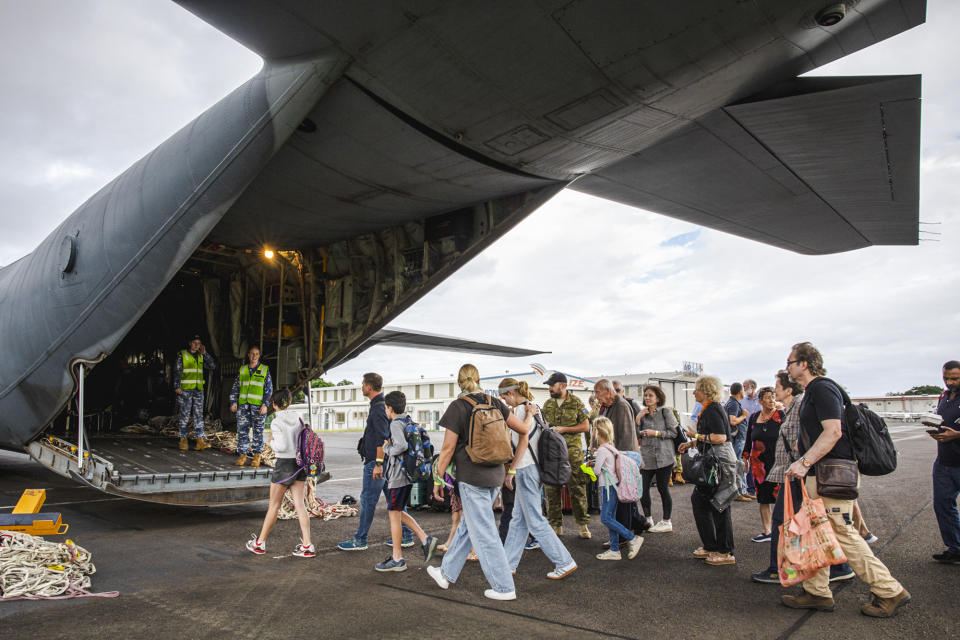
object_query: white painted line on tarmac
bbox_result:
[892,434,937,443]
[322,477,362,483]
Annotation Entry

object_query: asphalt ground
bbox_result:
[0,424,956,639]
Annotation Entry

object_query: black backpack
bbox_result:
[666,407,689,452]
[523,403,571,486]
[820,378,897,476]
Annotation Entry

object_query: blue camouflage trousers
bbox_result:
[177,389,206,438]
[236,404,266,455]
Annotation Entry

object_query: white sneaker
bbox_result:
[546,561,578,580]
[426,565,449,590]
[626,536,644,559]
[596,549,622,560]
[649,520,673,533]
[484,589,517,601]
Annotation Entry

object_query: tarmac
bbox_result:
[0,423,956,639]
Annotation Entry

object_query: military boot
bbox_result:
[250,453,262,467]
[234,454,247,466]
[860,589,911,618]
[579,524,592,539]
[195,437,210,451]
[781,589,835,612]
[552,525,562,536]
[178,437,189,451]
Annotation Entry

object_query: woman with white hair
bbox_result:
[678,375,738,566]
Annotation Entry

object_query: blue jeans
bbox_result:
[504,466,574,571]
[933,461,960,553]
[353,460,412,543]
[440,481,515,594]
[353,460,385,543]
[600,486,634,552]
[732,432,747,492]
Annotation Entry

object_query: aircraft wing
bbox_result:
[329,326,547,368]
[571,75,921,255]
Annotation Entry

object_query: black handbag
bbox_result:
[681,445,720,487]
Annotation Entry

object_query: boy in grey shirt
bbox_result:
[375,391,438,572]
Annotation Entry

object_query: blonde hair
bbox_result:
[457,364,481,393]
[593,416,613,444]
[498,377,533,401]
[695,375,723,403]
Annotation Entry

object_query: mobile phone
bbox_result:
[927,429,941,435]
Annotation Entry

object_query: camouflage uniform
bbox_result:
[542,393,591,527]
[229,363,273,455]
[173,350,216,439]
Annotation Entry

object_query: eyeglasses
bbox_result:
[786,360,800,367]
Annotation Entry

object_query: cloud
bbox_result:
[2,1,957,398]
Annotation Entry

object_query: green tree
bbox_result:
[310,377,334,388]
[336,379,354,386]
[903,385,944,396]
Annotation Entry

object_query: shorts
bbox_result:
[272,458,306,486]
[387,485,411,511]
[757,480,779,505]
[450,481,462,513]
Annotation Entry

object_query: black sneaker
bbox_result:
[751,569,780,584]
[829,564,855,581]
[933,549,960,564]
[751,532,772,543]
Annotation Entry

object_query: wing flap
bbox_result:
[571,75,921,255]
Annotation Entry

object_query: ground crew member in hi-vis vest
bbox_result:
[541,372,592,538]
[173,334,217,451]
[230,345,273,467]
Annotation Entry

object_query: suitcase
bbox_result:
[586,478,601,514]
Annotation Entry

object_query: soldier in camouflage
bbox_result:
[541,372,592,538]
[230,345,273,467]
[173,334,217,451]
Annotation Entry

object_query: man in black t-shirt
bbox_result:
[781,342,910,618]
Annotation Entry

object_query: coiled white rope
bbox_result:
[277,477,358,521]
[0,531,118,600]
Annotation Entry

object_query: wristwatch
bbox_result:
[799,456,812,468]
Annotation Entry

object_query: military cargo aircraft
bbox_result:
[0,0,925,504]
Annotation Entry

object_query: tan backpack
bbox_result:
[461,394,513,466]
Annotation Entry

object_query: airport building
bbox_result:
[297,369,700,431]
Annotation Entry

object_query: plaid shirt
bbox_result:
[767,393,803,484]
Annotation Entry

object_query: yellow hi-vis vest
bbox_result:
[238,363,269,406]
[180,350,205,391]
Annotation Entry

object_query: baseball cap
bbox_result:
[190,334,202,341]
[544,372,567,385]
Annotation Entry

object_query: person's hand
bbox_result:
[175,388,182,395]
[641,429,656,438]
[198,344,206,355]
[372,464,383,480]
[230,403,238,413]
[932,426,960,442]
[785,460,809,479]
[259,405,268,415]
[685,427,697,438]
[433,483,444,502]
[503,474,514,491]
[678,441,693,454]
[527,404,539,417]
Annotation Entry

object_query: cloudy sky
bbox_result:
[2,1,957,396]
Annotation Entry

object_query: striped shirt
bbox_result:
[767,393,803,484]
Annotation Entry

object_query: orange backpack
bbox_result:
[461,394,513,466]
